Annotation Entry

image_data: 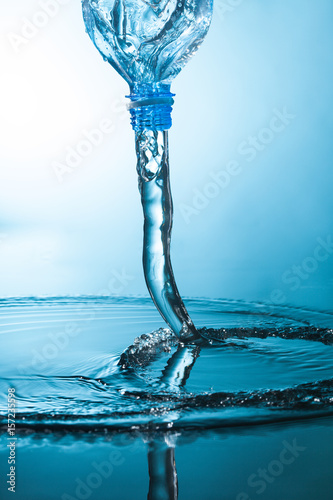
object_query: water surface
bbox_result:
[0,297,332,432]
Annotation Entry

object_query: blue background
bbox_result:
[1,0,332,311]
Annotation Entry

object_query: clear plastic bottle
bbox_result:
[82,0,213,341]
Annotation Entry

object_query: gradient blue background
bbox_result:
[1,0,332,311]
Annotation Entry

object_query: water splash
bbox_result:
[0,297,332,432]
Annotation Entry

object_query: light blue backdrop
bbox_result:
[0,0,332,311]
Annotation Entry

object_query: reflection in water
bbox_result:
[2,297,332,429]
[0,298,332,498]
[146,346,200,499]
[160,345,201,390]
[148,437,178,500]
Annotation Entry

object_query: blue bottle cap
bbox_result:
[127,83,175,131]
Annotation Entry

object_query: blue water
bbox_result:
[0,297,332,499]
[0,297,332,431]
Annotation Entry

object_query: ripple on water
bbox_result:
[0,297,332,432]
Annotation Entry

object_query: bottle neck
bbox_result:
[127,83,175,131]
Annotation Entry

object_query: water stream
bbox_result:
[136,130,200,342]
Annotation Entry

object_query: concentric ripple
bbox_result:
[0,297,332,432]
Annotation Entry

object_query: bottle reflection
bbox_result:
[148,436,178,500]
[147,345,200,499]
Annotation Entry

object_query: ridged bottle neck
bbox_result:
[127,83,175,131]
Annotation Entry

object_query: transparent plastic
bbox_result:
[82,0,213,85]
